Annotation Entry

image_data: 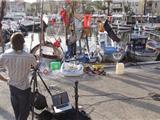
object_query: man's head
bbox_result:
[10,32,25,51]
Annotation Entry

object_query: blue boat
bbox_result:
[98,32,126,62]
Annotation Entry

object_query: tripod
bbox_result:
[30,65,53,120]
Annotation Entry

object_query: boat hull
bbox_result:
[128,50,159,62]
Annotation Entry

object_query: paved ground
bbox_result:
[0,62,160,120]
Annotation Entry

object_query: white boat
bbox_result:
[112,20,132,30]
[127,34,159,62]
[117,24,132,30]
[142,24,156,31]
[98,32,126,62]
[111,14,132,30]
[60,62,84,77]
[142,14,156,31]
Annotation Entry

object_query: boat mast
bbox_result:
[39,0,44,59]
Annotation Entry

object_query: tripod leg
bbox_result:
[31,80,36,120]
[75,81,79,120]
[37,72,52,96]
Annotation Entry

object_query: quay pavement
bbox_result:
[0,63,160,120]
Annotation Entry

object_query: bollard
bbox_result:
[116,63,125,75]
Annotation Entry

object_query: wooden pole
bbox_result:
[39,0,44,60]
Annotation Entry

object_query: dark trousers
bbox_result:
[9,85,31,120]
[67,42,77,58]
[71,42,77,56]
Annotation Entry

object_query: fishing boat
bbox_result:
[60,62,84,77]
[111,14,132,30]
[142,14,156,31]
[112,20,132,30]
[142,24,156,31]
[127,33,159,62]
[146,39,160,60]
[98,31,126,62]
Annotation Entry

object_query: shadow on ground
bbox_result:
[0,107,15,120]
[36,109,91,120]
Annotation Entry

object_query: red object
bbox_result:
[60,8,69,25]
[53,40,61,48]
[51,18,56,26]
[43,69,48,75]
[108,16,113,22]
[65,0,71,4]
[83,14,92,28]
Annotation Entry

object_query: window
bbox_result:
[155,2,157,8]
[135,2,138,6]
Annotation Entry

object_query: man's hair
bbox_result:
[10,32,25,51]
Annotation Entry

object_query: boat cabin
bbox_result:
[129,34,148,51]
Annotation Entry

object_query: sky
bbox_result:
[24,0,36,3]
[9,0,37,3]
[25,0,36,3]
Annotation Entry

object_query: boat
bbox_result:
[133,21,142,32]
[60,62,84,77]
[142,14,156,31]
[111,14,132,30]
[112,20,132,30]
[146,39,160,60]
[127,33,159,62]
[20,16,41,32]
[142,24,156,31]
[146,39,160,51]
[98,31,126,62]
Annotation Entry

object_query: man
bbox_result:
[0,32,37,120]
[67,30,77,58]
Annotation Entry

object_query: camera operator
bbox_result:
[0,32,37,120]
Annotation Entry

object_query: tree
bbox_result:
[0,0,6,52]
[93,1,108,14]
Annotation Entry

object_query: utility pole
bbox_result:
[144,0,147,15]
[107,0,112,15]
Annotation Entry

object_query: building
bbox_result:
[111,1,124,14]
[145,0,160,16]
[6,0,32,16]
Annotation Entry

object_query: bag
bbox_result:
[38,110,53,120]
[31,91,48,110]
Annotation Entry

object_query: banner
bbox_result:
[104,20,120,42]
[60,8,69,25]
[83,14,92,28]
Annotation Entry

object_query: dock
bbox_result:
[0,63,160,120]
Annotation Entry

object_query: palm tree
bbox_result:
[94,1,108,14]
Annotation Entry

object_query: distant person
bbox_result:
[97,20,105,32]
[67,30,77,58]
[0,32,37,120]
